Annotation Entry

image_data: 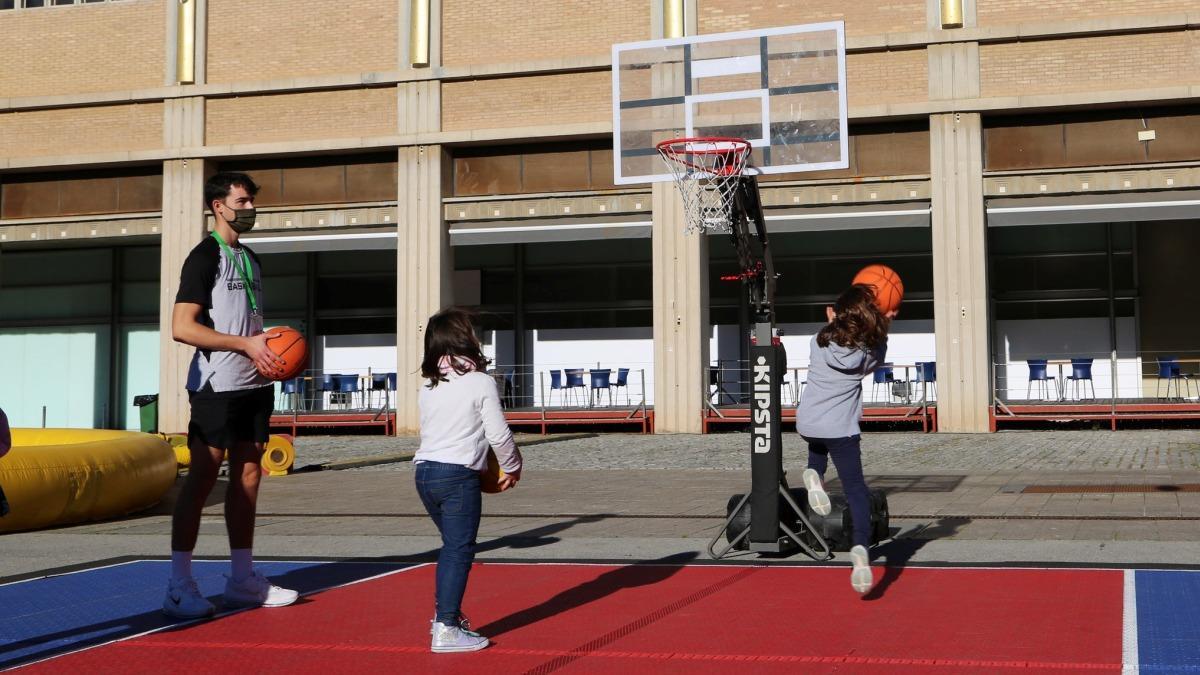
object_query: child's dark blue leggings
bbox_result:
[802,434,871,549]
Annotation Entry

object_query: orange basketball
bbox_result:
[480,448,507,494]
[263,326,308,381]
[852,264,904,314]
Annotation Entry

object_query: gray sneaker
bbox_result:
[849,544,874,594]
[431,621,489,653]
[803,468,831,516]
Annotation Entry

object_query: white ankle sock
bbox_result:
[231,548,253,581]
[171,550,193,582]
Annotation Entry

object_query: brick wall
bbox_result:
[0,103,163,159]
[442,0,650,67]
[848,49,929,106]
[978,0,1196,26]
[698,0,926,36]
[206,88,398,146]
[207,0,397,84]
[442,72,611,131]
[0,0,165,99]
[981,31,1200,98]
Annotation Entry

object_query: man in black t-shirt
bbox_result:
[164,172,297,619]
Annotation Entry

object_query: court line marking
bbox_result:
[113,640,1121,670]
[1123,569,1139,675]
[3,560,429,673]
[0,559,143,588]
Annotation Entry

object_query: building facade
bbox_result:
[1,0,1198,434]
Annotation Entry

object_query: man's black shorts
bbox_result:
[188,383,274,451]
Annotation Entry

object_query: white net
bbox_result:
[657,138,751,234]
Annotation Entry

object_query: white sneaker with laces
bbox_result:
[223,571,299,609]
[163,577,216,619]
[803,468,832,516]
[430,613,471,634]
[849,545,874,594]
[431,621,489,653]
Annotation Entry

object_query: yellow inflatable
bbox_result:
[163,433,296,476]
[0,429,177,534]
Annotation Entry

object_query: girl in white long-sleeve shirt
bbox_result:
[414,308,522,654]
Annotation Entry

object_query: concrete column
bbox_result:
[651,182,710,433]
[395,145,452,433]
[929,112,990,432]
[157,158,209,434]
[928,42,980,101]
[163,97,205,150]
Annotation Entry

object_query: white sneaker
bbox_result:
[430,613,471,634]
[431,621,489,653]
[163,577,216,619]
[223,571,299,609]
[849,545,874,594]
[803,468,831,516]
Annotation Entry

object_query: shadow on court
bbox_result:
[476,550,700,638]
[862,517,968,601]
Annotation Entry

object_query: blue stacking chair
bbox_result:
[1026,359,1058,401]
[1156,356,1194,400]
[564,368,587,406]
[1065,358,1095,400]
[872,364,896,403]
[501,368,517,408]
[369,372,396,408]
[915,361,937,401]
[318,373,338,410]
[280,377,307,411]
[333,373,362,410]
[589,369,612,407]
[549,370,564,406]
[610,367,630,405]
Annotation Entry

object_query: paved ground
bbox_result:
[294,429,1200,472]
[4,429,1200,580]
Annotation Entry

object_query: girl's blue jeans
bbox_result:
[415,461,482,626]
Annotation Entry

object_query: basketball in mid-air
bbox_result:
[262,326,308,381]
[480,448,507,494]
[852,265,904,315]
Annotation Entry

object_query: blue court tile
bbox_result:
[0,560,411,669]
[1136,570,1200,673]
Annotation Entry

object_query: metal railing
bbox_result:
[992,350,1200,423]
[273,368,396,420]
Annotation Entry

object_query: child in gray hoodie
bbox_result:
[796,284,894,594]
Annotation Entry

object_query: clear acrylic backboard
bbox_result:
[612,22,849,185]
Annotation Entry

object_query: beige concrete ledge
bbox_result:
[985,165,1200,197]
[3,14,1196,114]
[0,215,162,245]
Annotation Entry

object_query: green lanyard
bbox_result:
[210,231,258,314]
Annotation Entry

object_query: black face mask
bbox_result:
[221,204,257,233]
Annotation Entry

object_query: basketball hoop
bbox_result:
[656,137,751,234]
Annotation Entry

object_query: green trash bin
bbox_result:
[133,394,159,433]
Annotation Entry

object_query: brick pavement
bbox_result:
[293,429,1200,473]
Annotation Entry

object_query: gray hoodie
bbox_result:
[795,335,886,439]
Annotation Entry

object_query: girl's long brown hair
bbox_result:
[420,307,490,387]
[816,284,889,351]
